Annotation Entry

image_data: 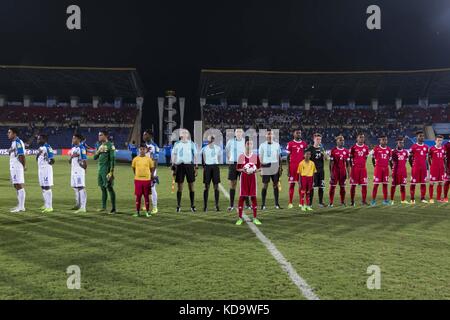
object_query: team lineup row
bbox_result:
[4,127,450,224]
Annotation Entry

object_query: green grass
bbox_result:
[0,156,449,299]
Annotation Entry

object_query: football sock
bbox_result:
[390,186,396,201]
[107,186,116,210]
[151,185,158,207]
[203,188,209,208]
[429,184,434,200]
[189,191,195,207]
[44,189,53,209]
[382,184,388,201]
[74,188,81,207]
[410,184,416,200]
[238,197,245,218]
[177,191,182,207]
[229,189,236,207]
[261,188,267,207]
[289,184,295,203]
[101,187,108,209]
[274,187,280,206]
[18,189,26,209]
[420,184,426,200]
[214,189,219,206]
[339,186,346,203]
[362,185,367,203]
[437,184,442,201]
[318,187,324,204]
[79,189,87,210]
[350,185,356,202]
[372,184,379,200]
[329,186,336,204]
[400,186,406,201]
[251,196,258,218]
[444,182,449,198]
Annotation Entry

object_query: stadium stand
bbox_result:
[0,66,144,150]
[200,69,450,149]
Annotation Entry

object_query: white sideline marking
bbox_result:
[218,183,320,300]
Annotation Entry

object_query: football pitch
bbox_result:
[0,156,449,300]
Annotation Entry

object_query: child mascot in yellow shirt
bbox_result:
[132,144,155,217]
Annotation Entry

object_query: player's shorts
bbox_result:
[262,173,280,184]
[373,166,390,184]
[313,170,325,188]
[330,169,347,187]
[98,171,114,188]
[411,166,427,185]
[239,173,257,197]
[300,176,313,192]
[10,164,25,185]
[350,166,368,185]
[228,163,241,181]
[71,170,86,188]
[392,170,408,186]
[134,179,151,196]
[203,165,221,185]
[175,163,196,184]
[38,165,54,187]
[288,162,300,184]
[429,166,446,183]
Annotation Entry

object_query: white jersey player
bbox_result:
[36,134,55,213]
[70,134,88,213]
[7,128,27,213]
[143,130,160,214]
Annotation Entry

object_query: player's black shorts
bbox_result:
[228,163,241,181]
[175,163,196,183]
[313,169,325,188]
[262,173,280,184]
[203,165,221,185]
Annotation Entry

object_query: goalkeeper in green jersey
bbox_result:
[94,130,117,214]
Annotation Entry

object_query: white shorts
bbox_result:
[71,171,86,188]
[38,166,54,187]
[10,165,25,185]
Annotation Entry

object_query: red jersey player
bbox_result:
[409,131,429,203]
[329,135,350,207]
[428,135,447,203]
[371,135,392,205]
[390,137,409,204]
[444,137,450,202]
[236,137,261,226]
[286,129,308,208]
[349,133,370,206]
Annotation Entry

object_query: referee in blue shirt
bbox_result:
[202,135,222,212]
[172,129,199,212]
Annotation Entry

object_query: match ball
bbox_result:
[243,163,257,174]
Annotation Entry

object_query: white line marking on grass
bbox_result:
[218,183,320,300]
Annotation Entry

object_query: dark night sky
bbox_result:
[1,0,450,133]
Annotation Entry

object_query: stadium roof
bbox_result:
[199,68,450,105]
[0,65,144,102]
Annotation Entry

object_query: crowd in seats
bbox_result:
[203,104,448,148]
[0,104,137,149]
[0,106,138,125]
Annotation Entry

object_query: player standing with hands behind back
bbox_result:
[94,131,117,214]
